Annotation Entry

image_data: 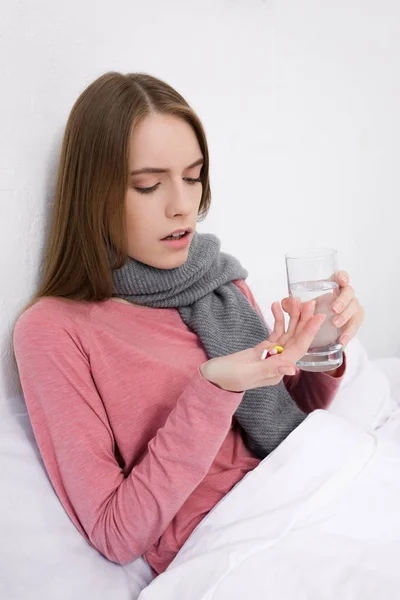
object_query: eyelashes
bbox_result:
[134,177,202,195]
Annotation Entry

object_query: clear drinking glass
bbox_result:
[285,248,343,372]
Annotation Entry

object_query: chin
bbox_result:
[159,252,189,269]
[139,249,189,270]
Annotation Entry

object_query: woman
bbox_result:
[13,72,364,576]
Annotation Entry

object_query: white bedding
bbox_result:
[2,338,400,600]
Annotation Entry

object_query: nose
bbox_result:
[165,179,192,218]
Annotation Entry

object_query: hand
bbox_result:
[267,296,317,348]
[330,271,365,350]
[200,301,325,393]
[278,271,365,352]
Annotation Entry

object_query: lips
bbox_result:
[160,229,193,249]
[161,227,193,240]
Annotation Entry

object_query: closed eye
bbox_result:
[134,183,161,195]
[134,177,202,195]
[183,177,202,184]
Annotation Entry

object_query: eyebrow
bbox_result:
[130,157,204,176]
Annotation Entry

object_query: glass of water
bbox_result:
[285,248,343,372]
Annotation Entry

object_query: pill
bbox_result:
[261,345,285,360]
[266,348,278,358]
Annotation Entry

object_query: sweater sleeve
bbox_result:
[13,308,244,566]
[233,279,346,413]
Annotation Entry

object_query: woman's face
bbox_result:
[125,113,204,269]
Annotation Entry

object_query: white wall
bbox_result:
[1,0,399,408]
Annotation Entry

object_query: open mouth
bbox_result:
[162,229,191,241]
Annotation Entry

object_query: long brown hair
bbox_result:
[24,72,211,312]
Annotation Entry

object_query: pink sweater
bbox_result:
[13,280,345,575]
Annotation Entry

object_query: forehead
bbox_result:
[129,113,201,168]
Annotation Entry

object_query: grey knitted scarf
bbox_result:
[112,232,306,458]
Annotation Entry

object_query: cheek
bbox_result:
[125,192,157,240]
[125,191,144,223]
[124,195,138,232]
[190,184,203,207]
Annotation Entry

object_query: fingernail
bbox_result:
[333,316,345,327]
[333,302,344,313]
[341,275,349,284]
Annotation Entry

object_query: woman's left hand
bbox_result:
[328,270,365,349]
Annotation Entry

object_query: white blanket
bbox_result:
[139,343,400,600]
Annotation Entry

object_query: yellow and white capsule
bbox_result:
[260,345,284,360]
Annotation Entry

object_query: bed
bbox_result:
[2,337,400,599]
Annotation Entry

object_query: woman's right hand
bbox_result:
[199,300,326,392]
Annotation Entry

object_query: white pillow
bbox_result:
[0,408,153,600]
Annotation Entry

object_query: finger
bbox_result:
[253,355,297,385]
[339,306,365,349]
[332,285,354,314]
[294,299,316,336]
[283,313,326,363]
[332,297,359,328]
[281,297,301,340]
[247,372,286,390]
[262,361,296,378]
[270,301,286,340]
[336,271,350,287]
[267,331,280,344]
[255,300,323,359]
